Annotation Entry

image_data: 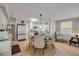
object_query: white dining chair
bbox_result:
[28,32,34,46]
[33,35,45,55]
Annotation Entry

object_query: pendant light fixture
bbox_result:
[40,13,42,24]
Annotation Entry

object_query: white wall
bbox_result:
[72,19,79,34]
[55,21,61,33]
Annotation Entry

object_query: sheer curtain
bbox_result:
[60,21,72,40]
[61,21,72,34]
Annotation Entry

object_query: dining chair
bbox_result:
[55,32,63,42]
[28,32,34,46]
[33,35,45,55]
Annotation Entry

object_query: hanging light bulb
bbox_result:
[40,13,43,24]
[40,14,42,16]
[30,18,37,22]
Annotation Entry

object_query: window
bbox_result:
[61,21,72,34]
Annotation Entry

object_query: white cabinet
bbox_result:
[0,31,11,55]
[0,40,11,53]
[0,31,8,40]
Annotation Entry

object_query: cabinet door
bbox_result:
[0,31,8,40]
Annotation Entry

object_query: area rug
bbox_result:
[12,44,21,55]
[18,39,26,41]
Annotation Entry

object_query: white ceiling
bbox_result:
[6,3,79,21]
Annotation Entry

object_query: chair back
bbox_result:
[34,35,45,49]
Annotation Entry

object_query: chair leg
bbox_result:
[30,42,32,45]
[34,48,36,54]
[52,44,54,49]
[78,44,79,48]
[29,42,30,46]
[42,49,44,55]
[69,42,72,45]
[34,48,44,55]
